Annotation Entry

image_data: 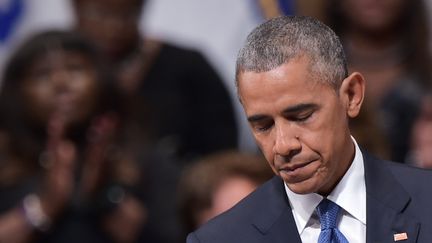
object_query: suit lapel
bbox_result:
[248,152,421,243]
[251,177,302,243]
[363,153,420,243]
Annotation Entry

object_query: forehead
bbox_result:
[28,50,92,68]
[238,57,335,113]
[238,57,316,97]
[75,0,141,11]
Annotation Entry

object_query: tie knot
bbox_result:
[316,199,341,230]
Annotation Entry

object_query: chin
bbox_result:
[284,180,320,195]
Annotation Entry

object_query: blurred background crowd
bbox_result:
[0,0,431,242]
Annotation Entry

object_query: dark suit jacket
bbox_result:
[187,152,432,242]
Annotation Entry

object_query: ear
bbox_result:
[339,72,365,118]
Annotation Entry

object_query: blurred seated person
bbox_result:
[72,0,238,162]
[177,150,273,238]
[0,30,180,243]
[406,94,432,168]
[326,0,431,162]
[348,106,390,159]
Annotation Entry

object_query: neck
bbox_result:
[344,26,401,50]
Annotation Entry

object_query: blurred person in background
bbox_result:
[0,30,181,243]
[326,0,432,162]
[177,150,273,240]
[72,0,238,163]
[406,94,432,168]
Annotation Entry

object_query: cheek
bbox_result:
[74,75,98,101]
[255,138,277,174]
[258,144,278,174]
[73,81,99,117]
[254,135,269,156]
[21,85,54,122]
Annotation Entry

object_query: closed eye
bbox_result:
[283,103,318,123]
[248,115,274,133]
[253,121,273,132]
[290,111,314,122]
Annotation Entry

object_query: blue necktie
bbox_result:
[316,199,349,243]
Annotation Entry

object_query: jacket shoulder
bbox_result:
[385,160,432,195]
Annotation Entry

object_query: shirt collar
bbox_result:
[284,136,366,234]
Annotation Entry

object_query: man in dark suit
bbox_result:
[187,16,432,242]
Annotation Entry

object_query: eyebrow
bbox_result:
[247,103,318,122]
[247,114,268,123]
[282,103,318,115]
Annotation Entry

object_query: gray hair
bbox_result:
[236,15,347,90]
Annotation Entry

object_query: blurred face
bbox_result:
[74,0,142,60]
[238,56,364,195]
[21,50,99,126]
[197,176,258,225]
[341,0,405,33]
[410,96,432,168]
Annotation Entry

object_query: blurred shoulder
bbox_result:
[142,37,205,61]
[385,159,432,191]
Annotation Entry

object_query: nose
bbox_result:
[273,122,301,158]
[51,69,71,91]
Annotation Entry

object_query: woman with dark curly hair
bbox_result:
[0,30,180,243]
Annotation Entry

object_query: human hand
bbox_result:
[80,113,119,198]
[38,113,76,219]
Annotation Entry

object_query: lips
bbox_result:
[54,92,79,112]
[279,158,317,172]
[278,159,319,185]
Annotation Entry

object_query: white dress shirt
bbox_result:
[285,137,366,243]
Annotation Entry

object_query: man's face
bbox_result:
[341,0,405,33]
[238,56,355,195]
[74,0,141,61]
